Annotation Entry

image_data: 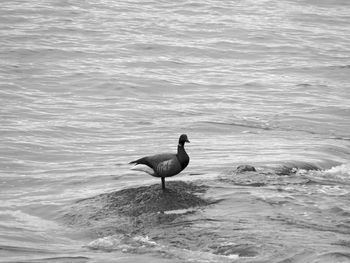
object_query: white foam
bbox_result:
[164,208,195,215]
[87,235,159,252]
[325,163,350,176]
[132,235,157,246]
[87,235,240,262]
[87,235,127,251]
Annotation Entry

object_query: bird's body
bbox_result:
[129,134,190,190]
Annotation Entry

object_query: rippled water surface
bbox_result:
[1,0,350,262]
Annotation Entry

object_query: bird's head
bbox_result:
[178,134,190,145]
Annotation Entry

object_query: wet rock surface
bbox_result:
[102,181,209,217]
[61,181,212,236]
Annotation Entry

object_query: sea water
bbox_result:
[1,0,350,262]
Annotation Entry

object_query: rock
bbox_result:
[102,181,209,217]
[61,181,211,235]
[235,165,256,173]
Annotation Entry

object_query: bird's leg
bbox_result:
[161,177,165,191]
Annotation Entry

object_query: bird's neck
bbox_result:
[177,143,185,152]
[177,143,189,169]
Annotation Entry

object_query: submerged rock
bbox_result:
[210,243,258,258]
[275,165,297,176]
[235,165,256,173]
[223,165,311,187]
[275,162,321,175]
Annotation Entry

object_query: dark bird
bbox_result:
[129,134,190,191]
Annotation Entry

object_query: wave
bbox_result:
[272,160,348,175]
[201,120,272,131]
[87,234,254,262]
[6,257,90,263]
[276,251,350,263]
[312,252,350,263]
[0,245,50,254]
[269,214,350,235]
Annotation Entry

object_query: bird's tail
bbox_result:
[129,157,147,165]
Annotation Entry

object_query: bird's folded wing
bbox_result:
[146,153,176,167]
[155,158,181,177]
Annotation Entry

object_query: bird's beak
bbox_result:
[186,139,190,143]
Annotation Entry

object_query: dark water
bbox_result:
[1,0,350,262]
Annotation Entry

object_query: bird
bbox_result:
[129,134,190,191]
